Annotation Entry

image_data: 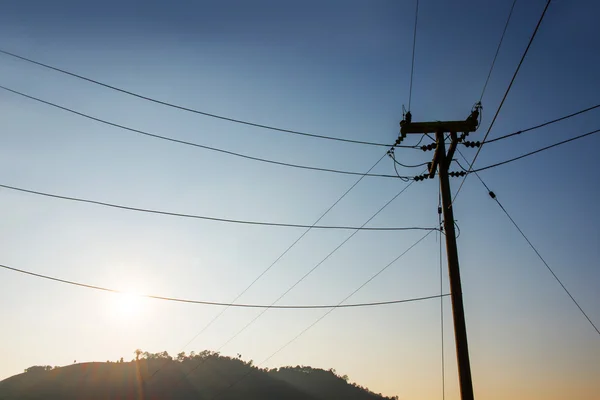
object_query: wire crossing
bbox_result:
[0,85,413,179]
[481,104,600,145]
[471,128,600,173]
[454,0,552,202]
[216,179,419,353]
[171,177,422,387]
[146,153,409,383]
[420,127,600,179]
[480,0,518,102]
[205,230,435,399]
[0,49,390,147]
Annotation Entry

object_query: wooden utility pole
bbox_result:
[398,106,480,400]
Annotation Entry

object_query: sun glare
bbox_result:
[110,291,144,320]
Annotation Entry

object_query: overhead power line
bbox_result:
[456,149,600,337]
[174,177,422,386]
[472,128,600,173]
[454,0,552,202]
[408,0,419,111]
[0,49,390,147]
[0,85,413,179]
[205,230,434,399]
[438,188,446,400]
[0,263,448,310]
[492,198,600,337]
[480,0,518,102]
[146,153,401,383]
[214,179,419,353]
[481,104,600,144]
[0,182,437,231]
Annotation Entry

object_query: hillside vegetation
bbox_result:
[0,350,398,400]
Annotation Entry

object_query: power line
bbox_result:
[0,49,391,147]
[408,0,420,111]
[492,199,600,337]
[207,230,435,399]
[438,189,446,400]
[0,182,439,231]
[147,153,407,382]
[0,85,413,179]
[215,180,418,352]
[390,152,429,169]
[0,263,448,310]
[480,0,518,102]
[481,104,600,144]
[453,0,552,202]
[176,177,421,385]
[472,128,600,173]
[455,149,600,337]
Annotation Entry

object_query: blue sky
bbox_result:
[0,1,598,399]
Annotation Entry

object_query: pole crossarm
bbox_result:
[401,120,477,135]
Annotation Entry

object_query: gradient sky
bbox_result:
[0,1,599,399]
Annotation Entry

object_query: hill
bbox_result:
[0,350,398,400]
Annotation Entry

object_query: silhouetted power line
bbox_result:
[146,153,406,382]
[215,179,419,353]
[206,230,434,399]
[454,0,552,201]
[173,177,422,386]
[0,85,413,179]
[479,104,600,145]
[0,49,391,147]
[0,263,448,310]
[146,153,404,383]
[480,0,518,102]
[438,188,446,400]
[456,149,600,337]
[471,128,600,173]
[0,182,437,231]
[408,0,419,111]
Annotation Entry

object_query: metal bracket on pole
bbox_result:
[446,132,459,170]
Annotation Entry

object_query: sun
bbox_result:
[110,291,145,320]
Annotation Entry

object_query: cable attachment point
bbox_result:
[398,111,412,145]
[462,140,481,148]
[421,143,437,152]
[488,191,496,199]
[413,173,431,182]
[470,101,483,129]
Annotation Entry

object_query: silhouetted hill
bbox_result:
[0,351,397,400]
[270,366,393,400]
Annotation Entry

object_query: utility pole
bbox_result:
[397,106,480,400]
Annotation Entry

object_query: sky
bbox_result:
[0,0,598,399]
